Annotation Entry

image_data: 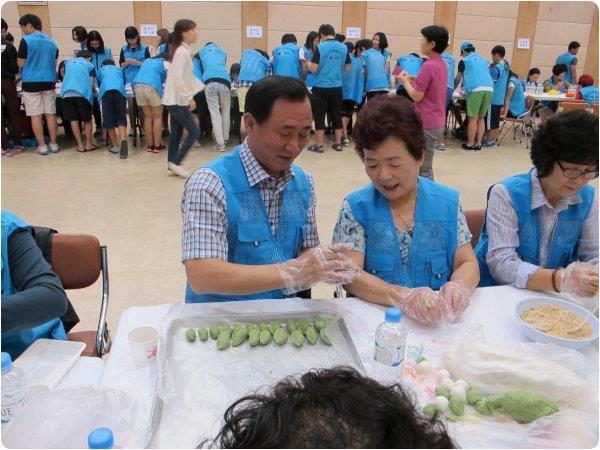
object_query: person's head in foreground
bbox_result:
[207,367,455,448]
[578,74,594,88]
[419,25,449,57]
[243,76,312,178]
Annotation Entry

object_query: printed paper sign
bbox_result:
[140,24,157,37]
[517,38,531,50]
[346,27,361,39]
[246,26,263,38]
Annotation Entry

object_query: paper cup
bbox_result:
[128,326,158,368]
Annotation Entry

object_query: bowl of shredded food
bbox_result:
[515,297,599,350]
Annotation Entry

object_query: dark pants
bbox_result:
[1,77,23,148]
[92,96,102,130]
[167,105,199,165]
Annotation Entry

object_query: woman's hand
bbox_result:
[438,280,473,323]
[559,262,599,298]
[389,286,442,324]
[188,99,196,111]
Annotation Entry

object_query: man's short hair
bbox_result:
[552,63,568,76]
[568,41,581,51]
[420,25,449,54]
[18,14,42,31]
[491,45,506,57]
[281,33,297,45]
[318,24,335,37]
[245,76,311,124]
[102,59,116,66]
[76,50,92,59]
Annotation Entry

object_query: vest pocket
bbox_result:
[365,253,395,279]
[429,255,450,290]
[235,223,271,264]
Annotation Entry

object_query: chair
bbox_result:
[464,209,485,249]
[592,103,599,116]
[50,234,111,357]
[496,107,535,150]
[559,101,588,113]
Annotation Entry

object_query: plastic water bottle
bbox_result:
[1,352,27,424]
[88,427,115,449]
[373,307,407,385]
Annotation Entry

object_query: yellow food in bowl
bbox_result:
[547,89,559,95]
[520,305,592,340]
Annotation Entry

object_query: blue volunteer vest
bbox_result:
[157,42,168,55]
[90,47,112,71]
[556,52,576,84]
[508,76,526,117]
[462,52,493,94]
[121,43,148,84]
[303,47,315,88]
[491,61,510,106]
[1,210,67,360]
[199,44,231,83]
[363,48,388,92]
[442,52,456,90]
[580,86,599,105]
[133,57,166,97]
[313,39,348,88]
[382,49,392,85]
[272,43,302,80]
[97,65,126,100]
[238,49,271,83]
[342,56,364,104]
[474,171,595,287]
[21,32,58,84]
[60,57,95,105]
[395,54,423,90]
[346,178,459,290]
[185,146,312,303]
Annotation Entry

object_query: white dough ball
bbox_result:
[436,369,450,383]
[433,396,449,413]
[454,379,469,391]
[439,377,454,390]
[417,360,432,374]
[450,385,467,402]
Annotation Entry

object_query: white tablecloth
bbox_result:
[99,286,598,447]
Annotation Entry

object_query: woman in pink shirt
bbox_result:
[398,25,449,181]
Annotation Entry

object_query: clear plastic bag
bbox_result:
[2,387,151,448]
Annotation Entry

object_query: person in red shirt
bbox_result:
[398,25,449,181]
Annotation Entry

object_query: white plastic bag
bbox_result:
[2,387,151,448]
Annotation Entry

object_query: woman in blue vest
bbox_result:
[475,110,598,297]
[86,30,113,136]
[501,69,527,119]
[341,42,363,147]
[372,32,391,87]
[301,31,319,88]
[576,74,599,105]
[272,34,302,80]
[361,40,388,100]
[393,53,423,98]
[237,48,271,113]
[120,26,150,135]
[333,96,479,324]
[71,25,87,53]
[97,60,128,157]
[133,56,167,153]
[555,41,580,85]
[1,210,68,359]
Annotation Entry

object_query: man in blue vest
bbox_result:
[272,34,302,80]
[482,45,510,148]
[182,76,358,302]
[307,24,352,153]
[237,48,272,113]
[556,41,580,85]
[2,210,68,359]
[17,14,60,156]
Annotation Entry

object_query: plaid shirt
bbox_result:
[181,140,319,262]
[237,66,273,88]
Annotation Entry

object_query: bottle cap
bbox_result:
[385,307,402,323]
[88,428,114,449]
[1,352,13,373]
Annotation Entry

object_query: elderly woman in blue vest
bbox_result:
[481,45,510,148]
[182,76,359,303]
[576,74,599,105]
[1,210,68,359]
[237,48,271,114]
[272,34,303,80]
[86,30,113,136]
[555,41,580,85]
[333,96,479,324]
[300,31,319,89]
[475,110,598,298]
[133,56,167,153]
[393,53,423,99]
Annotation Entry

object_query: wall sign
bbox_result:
[517,38,531,50]
[346,27,362,39]
[140,24,157,37]
[246,26,263,38]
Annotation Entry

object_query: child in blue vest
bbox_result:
[120,26,150,135]
[555,41,580,85]
[300,31,319,88]
[341,42,363,147]
[272,34,302,80]
[97,60,128,158]
[482,45,510,148]
[133,56,167,153]
[360,40,388,100]
[237,48,271,113]
[475,110,598,294]
[576,74,599,105]
[393,53,423,99]
[60,50,97,152]
[86,30,113,136]
[502,69,527,119]
[17,14,60,155]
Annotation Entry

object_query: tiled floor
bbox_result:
[2,130,538,335]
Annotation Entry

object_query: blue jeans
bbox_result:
[166,105,199,165]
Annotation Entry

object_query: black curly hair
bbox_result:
[530,110,598,178]
[203,366,455,449]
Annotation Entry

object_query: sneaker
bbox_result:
[109,146,120,154]
[49,143,60,153]
[213,144,226,152]
[481,139,496,148]
[307,144,324,153]
[167,162,190,178]
[341,136,350,146]
[37,146,49,155]
[461,143,480,151]
[435,142,446,151]
[119,140,129,159]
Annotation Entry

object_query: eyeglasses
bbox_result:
[557,161,599,180]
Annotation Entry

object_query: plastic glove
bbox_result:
[438,280,474,323]
[560,262,599,298]
[389,286,442,325]
[277,244,360,295]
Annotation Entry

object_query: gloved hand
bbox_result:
[277,244,360,295]
[560,262,599,298]
[389,286,442,325]
[438,280,474,323]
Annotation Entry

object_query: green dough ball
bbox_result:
[248,328,260,347]
[314,316,326,331]
[185,329,196,342]
[486,391,559,423]
[297,319,310,333]
[475,400,492,416]
[486,396,501,411]
[305,326,318,345]
[269,320,282,334]
[217,329,231,351]
[198,327,209,342]
[415,355,427,364]
[247,323,258,332]
[232,323,245,335]
[423,403,440,418]
[286,319,297,334]
[319,328,333,346]
[435,387,450,399]
[209,325,220,340]
[259,322,269,332]
[291,329,304,347]
[446,415,460,423]
[466,389,483,405]
[231,327,249,347]
[259,329,271,346]
[449,397,465,416]
[273,328,288,346]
